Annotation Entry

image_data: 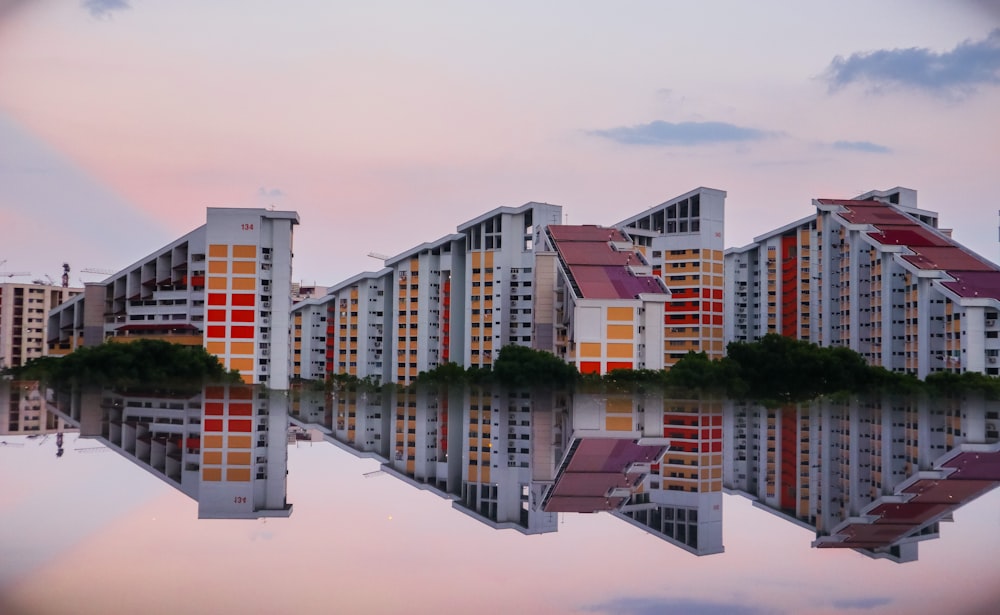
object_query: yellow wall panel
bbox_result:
[208,277,227,290]
[484,251,494,267]
[232,260,257,275]
[233,244,257,258]
[203,435,223,448]
[228,435,251,448]
[579,342,601,358]
[230,357,254,371]
[203,451,223,464]
[208,260,228,274]
[227,468,252,481]
[607,343,633,358]
[607,324,633,340]
[605,416,633,431]
[606,397,632,413]
[202,467,222,481]
[206,341,226,355]
[227,451,252,465]
[606,306,633,321]
[208,244,228,257]
[231,277,257,291]
[230,341,254,355]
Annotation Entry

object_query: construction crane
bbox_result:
[62,263,70,287]
[80,267,115,276]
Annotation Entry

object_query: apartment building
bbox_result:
[534,225,670,374]
[290,270,392,383]
[293,202,561,385]
[0,282,81,370]
[725,396,1000,562]
[386,235,467,384]
[615,188,727,368]
[47,208,299,388]
[726,187,1000,377]
[1,379,75,436]
[45,384,292,519]
[294,191,726,385]
[457,202,563,370]
[724,215,817,344]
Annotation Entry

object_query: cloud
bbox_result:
[825,29,1000,97]
[831,597,893,610]
[581,597,782,615]
[831,140,891,154]
[82,0,131,19]
[258,186,285,198]
[591,120,777,146]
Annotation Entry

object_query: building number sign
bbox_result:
[241,223,254,231]
[234,496,247,504]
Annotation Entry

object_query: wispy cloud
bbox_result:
[591,120,777,146]
[581,597,782,615]
[82,0,131,19]
[831,597,893,610]
[831,140,891,154]
[825,29,1000,97]
[258,186,285,198]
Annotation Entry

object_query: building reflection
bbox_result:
[13,378,996,559]
[1,380,77,455]
[724,395,1000,562]
[41,383,292,519]
[293,384,999,561]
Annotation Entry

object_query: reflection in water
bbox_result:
[6,379,998,562]
[5,381,293,519]
[292,385,1000,562]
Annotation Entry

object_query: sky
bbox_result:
[1,1,999,286]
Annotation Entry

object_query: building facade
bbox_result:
[615,188,727,368]
[0,282,81,370]
[47,208,299,388]
[725,187,1000,377]
[293,190,725,384]
[534,225,670,374]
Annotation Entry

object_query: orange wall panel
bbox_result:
[233,245,257,258]
[232,260,257,275]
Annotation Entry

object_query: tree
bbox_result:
[492,345,578,388]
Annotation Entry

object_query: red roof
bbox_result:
[543,438,667,513]
[940,271,1000,300]
[547,225,667,300]
[900,246,995,271]
[549,225,630,243]
[866,226,950,248]
[840,205,914,226]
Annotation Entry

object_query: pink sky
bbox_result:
[1,1,998,285]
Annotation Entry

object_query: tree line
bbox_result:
[414,335,1000,401]
[5,339,242,391]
